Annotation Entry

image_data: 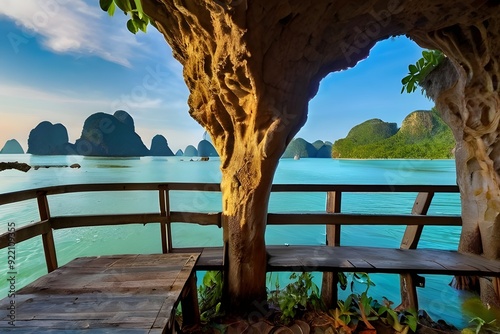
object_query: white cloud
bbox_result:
[113,97,165,109]
[0,0,140,67]
[0,83,109,106]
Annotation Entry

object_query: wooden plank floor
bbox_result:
[266,245,500,276]
[0,253,199,333]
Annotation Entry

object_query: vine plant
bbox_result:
[99,0,150,34]
[401,50,444,94]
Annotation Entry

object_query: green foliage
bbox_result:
[198,271,224,322]
[345,119,398,145]
[268,272,322,323]
[461,297,500,334]
[332,109,455,159]
[401,50,444,94]
[326,273,418,334]
[100,0,150,34]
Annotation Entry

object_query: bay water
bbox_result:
[0,155,473,327]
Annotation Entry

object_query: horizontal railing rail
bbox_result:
[0,183,461,251]
[0,183,459,205]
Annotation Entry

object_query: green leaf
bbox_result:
[202,272,213,286]
[99,0,113,11]
[418,58,425,69]
[127,19,138,34]
[422,50,432,61]
[401,75,411,85]
[115,0,133,13]
[107,2,116,16]
[134,17,147,32]
[409,64,418,74]
[133,0,144,18]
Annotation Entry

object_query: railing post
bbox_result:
[36,191,58,272]
[321,191,342,308]
[398,192,434,311]
[181,271,200,327]
[159,185,172,253]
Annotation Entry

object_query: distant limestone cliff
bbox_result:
[27,121,71,155]
[184,145,198,156]
[150,135,174,156]
[198,139,218,157]
[282,138,333,158]
[332,109,455,159]
[0,139,24,154]
[72,110,149,157]
[22,110,222,157]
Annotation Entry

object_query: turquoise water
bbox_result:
[0,155,472,327]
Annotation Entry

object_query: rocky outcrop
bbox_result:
[150,135,174,156]
[282,138,318,158]
[184,145,198,157]
[417,22,500,305]
[27,121,71,155]
[0,139,24,154]
[315,141,333,158]
[175,149,183,156]
[197,139,218,157]
[283,138,332,158]
[0,161,31,172]
[400,110,440,139]
[74,110,149,157]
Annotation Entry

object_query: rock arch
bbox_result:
[140,0,500,309]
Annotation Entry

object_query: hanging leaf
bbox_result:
[100,0,151,34]
[99,0,113,11]
[133,0,144,19]
[115,0,133,12]
[127,19,138,34]
[107,2,116,16]
[401,49,444,95]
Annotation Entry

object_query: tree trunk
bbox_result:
[413,19,500,305]
[220,147,277,309]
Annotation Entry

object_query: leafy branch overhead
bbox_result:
[401,50,444,94]
[99,0,150,34]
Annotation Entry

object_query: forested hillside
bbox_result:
[332,109,455,159]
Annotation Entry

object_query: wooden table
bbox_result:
[0,253,200,333]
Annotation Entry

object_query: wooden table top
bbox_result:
[0,253,199,333]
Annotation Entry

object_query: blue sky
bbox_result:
[0,1,434,153]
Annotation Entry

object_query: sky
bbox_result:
[0,1,434,153]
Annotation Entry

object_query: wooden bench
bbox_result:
[0,253,200,333]
[190,245,500,276]
[186,245,500,310]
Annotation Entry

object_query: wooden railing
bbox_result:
[0,182,461,309]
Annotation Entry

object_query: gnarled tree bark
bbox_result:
[414,19,500,306]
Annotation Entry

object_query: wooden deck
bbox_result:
[1,182,495,324]
[0,253,199,333]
